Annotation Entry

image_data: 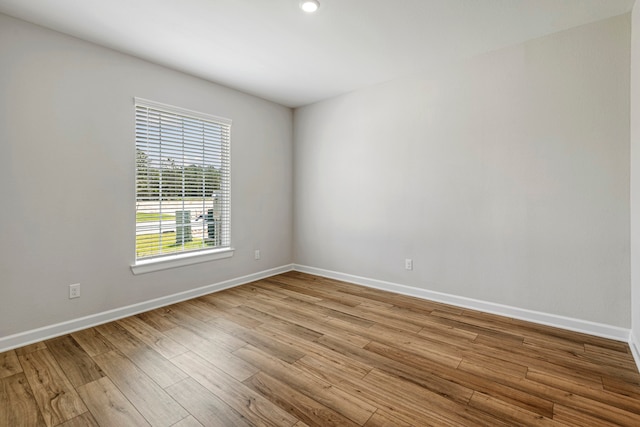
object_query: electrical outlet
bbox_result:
[254,249,261,260]
[405,259,413,270]
[69,283,81,299]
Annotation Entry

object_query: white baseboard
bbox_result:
[293,264,631,343]
[0,264,294,353]
[3,262,636,367]
[630,331,640,373]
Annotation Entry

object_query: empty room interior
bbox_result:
[4,0,640,425]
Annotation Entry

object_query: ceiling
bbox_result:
[0,0,634,107]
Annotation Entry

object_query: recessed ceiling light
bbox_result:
[300,0,320,13]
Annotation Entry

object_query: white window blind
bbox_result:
[134,98,231,261]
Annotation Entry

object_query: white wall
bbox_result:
[631,4,640,347]
[294,15,631,327]
[0,14,293,338]
[0,10,633,342]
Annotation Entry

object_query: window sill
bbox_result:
[131,248,234,275]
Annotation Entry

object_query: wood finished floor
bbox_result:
[2,272,640,426]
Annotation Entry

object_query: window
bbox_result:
[133,98,231,270]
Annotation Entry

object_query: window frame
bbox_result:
[131,97,233,275]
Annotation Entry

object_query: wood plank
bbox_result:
[602,376,640,399]
[0,349,22,379]
[137,309,179,332]
[70,328,114,357]
[158,306,246,352]
[364,325,464,368]
[256,280,325,303]
[329,299,443,332]
[469,332,620,386]
[316,335,475,407]
[170,351,299,427]
[309,366,478,427]
[234,344,377,425]
[295,353,370,384]
[0,373,46,427]
[585,343,631,357]
[526,368,640,415]
[458,353,529,379]
[14,342,47,356]
[244,371,360,427]
[57,412,100,427]
[291,298,384,329]
[363,339,555,418]
[117,315,188,359]
[256,322,375,377]
[361,368,513,427]
[250,288,374,329]
[165,378,251,427]
[199,289,245,308]
[242,298,333,333]
[76,377,150,426]
[209,317,305,363]
[170,415,205,427]
[523,336,585,354]
[18,349,87,427]
[229,305,279,324]
[249,315,323,343]
[306,317,371,348]
[263,277,363,307]
[468,391,557,426]
[456,362,640,426]
[176,299,221,322]
[230,303,334,346]
[163,325,259,382]
[93,321,126,336]
[574,346,639,373]
[283,273,447,313]
[232,286,284,304]
[2,273,640,426]
[364,410,415,427]
[218,306,264,329]
[230,285,289,303]
[102,329,188,388]
[430,310,526,345]
[584,340,633,358]
[552,404,622,427]
[508,319,631,353]
[45,335,105,387]
[364,337,461,371]
[92,350,188,426]
[337,313,473,357]
[474,333,524,350]
[245,297,375,350]
[526,366,604,394]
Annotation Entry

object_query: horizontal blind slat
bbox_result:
[135,100,231,261]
